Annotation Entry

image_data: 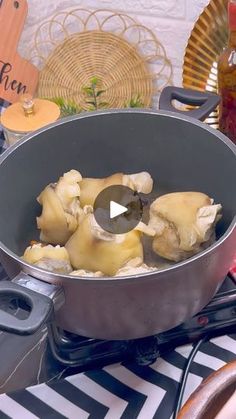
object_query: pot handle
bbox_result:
[0,280,53,335]
[159,86,220,121]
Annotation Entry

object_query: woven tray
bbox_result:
[30,9,173,110]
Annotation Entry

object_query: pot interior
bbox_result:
[0,110,235,257]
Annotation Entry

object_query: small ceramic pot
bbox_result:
[178,360,236,419]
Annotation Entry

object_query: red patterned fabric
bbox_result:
[230,254,236,280]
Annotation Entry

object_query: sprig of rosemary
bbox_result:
[125,94,144,108]
[82,77,108,110]
[48,77,144,116]
[51,97,81,117]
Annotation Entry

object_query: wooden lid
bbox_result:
[1,98,60,133]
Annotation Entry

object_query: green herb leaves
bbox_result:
[48,77,144,116]
[83,77,108,110]
[51,97,81,117]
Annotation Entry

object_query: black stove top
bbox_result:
[47,274,236,369]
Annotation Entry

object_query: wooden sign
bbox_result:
[0,0,39,104]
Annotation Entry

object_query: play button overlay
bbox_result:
[110,201,128,219]
[94,185,143,234]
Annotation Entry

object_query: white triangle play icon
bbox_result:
[110,201,128,219]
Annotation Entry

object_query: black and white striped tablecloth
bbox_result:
[0,334,236,419]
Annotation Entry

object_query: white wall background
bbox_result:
[19,0,210,87]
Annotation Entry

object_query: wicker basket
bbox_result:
[31,9,173,110]
[38,30,153,109]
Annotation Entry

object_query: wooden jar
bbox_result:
[1,96,60,147]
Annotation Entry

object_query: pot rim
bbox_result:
[0,108,235,283]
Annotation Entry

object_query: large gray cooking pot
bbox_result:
[0,87,235,340]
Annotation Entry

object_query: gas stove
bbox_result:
[46,274,236,370]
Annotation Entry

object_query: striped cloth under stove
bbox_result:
[0,335,236,418]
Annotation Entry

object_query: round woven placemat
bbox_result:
[31,9,172,110]
[38,30,153,109]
